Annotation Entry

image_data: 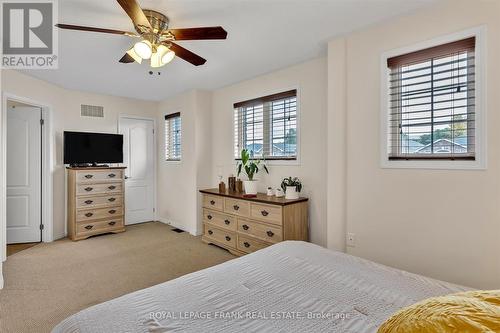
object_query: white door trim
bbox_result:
[1,93,54,262]
[117,114,157,221]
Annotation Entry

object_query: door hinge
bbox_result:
[40,224,45,230]
[40,118,45,125]
[153,208,156,212]
[152,129,155,134]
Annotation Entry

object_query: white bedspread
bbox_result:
[52,241,468,333]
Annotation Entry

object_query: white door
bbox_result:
[6,106,42,243]
[119,117,155,225]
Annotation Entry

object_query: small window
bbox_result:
[387,37,476,160]
[165,112,181,161]
[234,90,297,160]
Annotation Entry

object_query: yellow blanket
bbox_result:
[378,290,500,333]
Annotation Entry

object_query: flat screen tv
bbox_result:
[64,131,123,165]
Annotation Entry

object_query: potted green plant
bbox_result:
[281,177,302,200]
[237,149,269,195]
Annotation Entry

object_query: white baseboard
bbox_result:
[157,217,199,236]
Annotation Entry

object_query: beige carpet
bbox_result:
[0,222,235,333]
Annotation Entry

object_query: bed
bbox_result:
[52,241,468,333]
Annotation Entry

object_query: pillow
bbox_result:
[378,290,500,333]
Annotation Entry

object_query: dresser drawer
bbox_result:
[204,224,236,248]
[76,218,124,235]
[76,170,123,183]
[203,209,236,231]
[250,203,282,225]
[76,183,123,196]
[76,194,123,209]
[237,235,271,254]
[203,195,224,211]
[76,206,123,222]
[224,198,250,217]
[237,219,283,243]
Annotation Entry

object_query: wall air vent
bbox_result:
[81,104,104,118]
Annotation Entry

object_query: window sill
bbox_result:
[234,158,300,167]
[381,158,486,170]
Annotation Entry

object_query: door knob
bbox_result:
[124,176,129,179]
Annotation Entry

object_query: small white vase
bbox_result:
[285,186,299,200]
[243,180,258,195]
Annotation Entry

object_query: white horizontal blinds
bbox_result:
[387,37,476,160]
[234,90,297,160]
[270,96,297,158]
[165,112,181,161]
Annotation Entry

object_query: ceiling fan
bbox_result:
[55,0,227,68]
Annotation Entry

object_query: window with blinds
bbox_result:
[165,112,181,161]
[234,90,297,160]
[387,37,476,160]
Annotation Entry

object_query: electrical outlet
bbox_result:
[347,233,356,247]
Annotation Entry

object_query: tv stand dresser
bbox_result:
[67,167,126,241]
[200,189,309,256]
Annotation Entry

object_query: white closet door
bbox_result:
[6,106,42,243]
[119,117,155,225]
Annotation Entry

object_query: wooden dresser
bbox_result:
[200,189,308,256]
[67,167,126,241]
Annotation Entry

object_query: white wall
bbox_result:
[327,0,500,289]
[1,70,158,240]
[0,68,3,288]
[157,90,212,235]
[210,57,328,246]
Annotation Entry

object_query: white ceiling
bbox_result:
[22,0,439,101]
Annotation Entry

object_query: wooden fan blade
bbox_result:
[116,0,152,30]
[119,53,135,63]
[169,43,206,66]
[168,27,227,40]
[55,24,138,37]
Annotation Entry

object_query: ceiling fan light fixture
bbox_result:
[134,40,153,59]
[161,50,175,65]
[126,48,143,64]
[150,44,167,68]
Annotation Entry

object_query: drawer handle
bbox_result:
[84,225,93,230]
[208,230,213,235]
[210,200,215,205]
[207,214,213,220]
[244,242,250,248]
[109,209,117,214]
[225,236,231,241]
[84,200,93,205]
[224,219,231,225]
[85,213,93,217]
[84,174,93,179]
[261,210,269,217]
[267,231,275,237]
[108,197,116,202]
[108,221,116,226]
[242,224,249,231]
[108,173,116,178]
[233,205,240,211]
[84,187,93,192]
[108,185,116,190]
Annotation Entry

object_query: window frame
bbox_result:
[164,112,182,162]
[380,27,486,170]
[233,87,301,165]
